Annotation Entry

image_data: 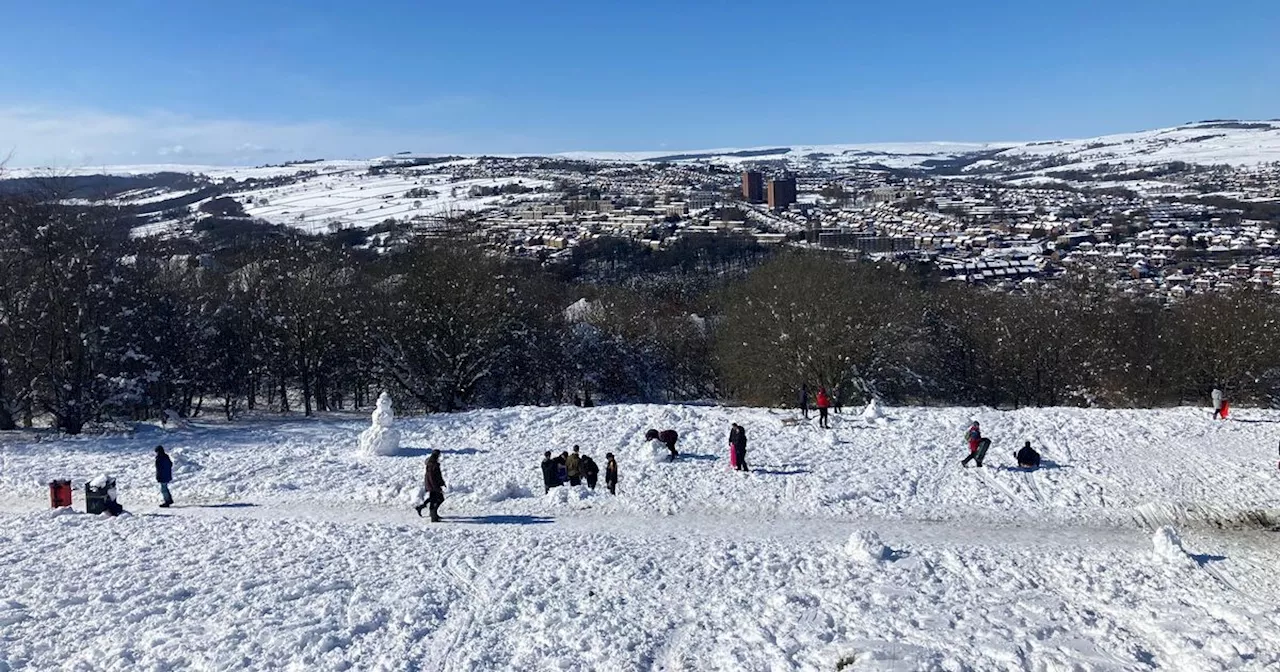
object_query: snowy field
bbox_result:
[2,403,1279,670]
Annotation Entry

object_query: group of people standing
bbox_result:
[542,446,618,494]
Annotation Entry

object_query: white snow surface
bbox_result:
[1,403,1279,670]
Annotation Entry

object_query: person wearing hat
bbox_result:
[604,453,619,495]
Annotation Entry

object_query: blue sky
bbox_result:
[1,0,1277,165]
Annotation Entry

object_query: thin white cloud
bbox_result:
[0,105,460,168]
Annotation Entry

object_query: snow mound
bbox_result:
[545,485,597,505]
[845,530,889,563]
[357,392,403,456]
[88,475,112,489]
[483,481,533,503]
[1152,526,1192,565]
[861,399,884,420]
[635,439,669,464]
[161,409,190,429]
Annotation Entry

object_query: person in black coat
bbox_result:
[581,455,600,490]
[155,445,174,507]
[728,423,749,472]
[541,451,561,493]
[1015,441,1041,469]
[555,452,569,484]
[415,450,446,522]
[604,452,619,495]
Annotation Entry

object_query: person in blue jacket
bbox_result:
[155,445,174,508]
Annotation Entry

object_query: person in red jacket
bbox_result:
[961,421,983,467]
[816,387,832,429]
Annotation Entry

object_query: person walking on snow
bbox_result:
[566,445,583,486]
[581,454,600,490]
[155,445,174,508]
[816,387,832,429]
[729,423,750,472]
[604,453,619,495]
[799,384,810,420]
[1212,388,1226,420]
[415,450,446,522]
[1015,441,1041,469]
[961,421,983,467]
[541,451,561,493]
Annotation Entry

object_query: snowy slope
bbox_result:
[556,122,1280,170]
[556,141,1009,169]
[235,171,550,234]
[1,403,1279,670]
[1000,121,1280,169]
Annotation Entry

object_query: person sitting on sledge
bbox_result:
[1015,441,1041,469]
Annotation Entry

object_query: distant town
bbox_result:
[8,119,1280,300]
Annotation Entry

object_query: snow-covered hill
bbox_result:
[557,120,1280,171]
[5,120,1280,236]
[1,403,1278,670]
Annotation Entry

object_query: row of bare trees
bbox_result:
[714,253,1280,408]
[3,197,1278,434]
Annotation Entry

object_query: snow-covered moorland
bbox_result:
[2,403,1279,670]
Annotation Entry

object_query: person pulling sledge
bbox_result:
[645,428,680,460]
[1211,388,1227,420]
[1015,441,1041,469]
[961,421,986,467]
[415,450,446,522]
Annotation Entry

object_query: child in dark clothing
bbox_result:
[604,453,619,495]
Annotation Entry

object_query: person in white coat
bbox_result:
[1212,388,1225,420]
